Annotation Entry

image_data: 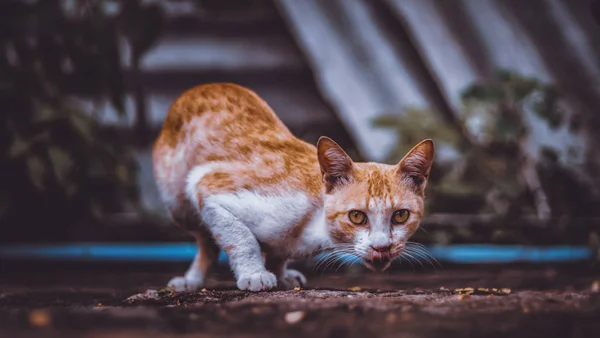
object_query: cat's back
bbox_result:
[152,83,319,206]
[155,83,288,150]
[153,83,293,167]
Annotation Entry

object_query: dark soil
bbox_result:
[1,261,600,338]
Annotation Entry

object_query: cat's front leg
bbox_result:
[202,202,277,292]
[266,256,307,290]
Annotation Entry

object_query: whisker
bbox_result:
[398,252,416,270]
[405,247,438,273]
[314,250,346,273]
[312,243,357,273]
[335,251,361,273]
[406,242,442,268]
[402,250,425,269]
[322,251,348,272]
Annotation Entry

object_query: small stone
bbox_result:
[458,294,471,301]
[591,280,600,293]
[126,289,160,302]
[284,311,305,324]
[293,286,302,291]
[385,313,396,323]
[500,288,512,295]
[29,309,51,327]
[347,286,361,292]
[455,287,475,295]
[400,312,415,321]
[201,288,207,292]
[252,306,272,315]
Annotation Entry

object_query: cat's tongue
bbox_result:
[364,254,391,272]
[370,259,390,271]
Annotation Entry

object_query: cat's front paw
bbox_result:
[237,271,277,292]
[167,276,204,292]
[278,269,307,290]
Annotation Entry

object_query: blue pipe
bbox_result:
[0,243,593,264]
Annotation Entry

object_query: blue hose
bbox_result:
[0,243,593,264]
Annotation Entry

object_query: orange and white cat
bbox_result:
[153,83,434,292]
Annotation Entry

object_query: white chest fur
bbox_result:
[185,164,331,258]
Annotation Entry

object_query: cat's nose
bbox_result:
[370,244,392,253]
[370,244,392,262]
[369,244,392,270]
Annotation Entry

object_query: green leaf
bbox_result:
[67,110,95,142]
[371,115,401,129]
[90,200,103,218]
[509,77,539,100]
[47,145,73,187]
[116,164,129,183]
[31,101,65,124]
[460,83,504,102]
[531,87,563,129]
[8,135,30,158]
[26,155,46,191]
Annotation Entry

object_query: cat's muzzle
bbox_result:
[363,247,392,272]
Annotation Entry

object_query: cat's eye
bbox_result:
[348,210,368,225]
[391,209,410,224]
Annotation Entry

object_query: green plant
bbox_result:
[0,0,159,241]
[374,70,597,219]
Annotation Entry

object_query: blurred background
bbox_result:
[2,0,600,269]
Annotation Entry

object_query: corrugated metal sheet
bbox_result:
[276,0,599,168]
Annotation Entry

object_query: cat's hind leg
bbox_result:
[167,229,219,292]
[164,197,220,292]
[266,256,307,290]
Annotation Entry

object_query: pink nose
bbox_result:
[371,244,391,253]
[370,245,392,262]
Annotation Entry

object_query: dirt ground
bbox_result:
[1,261,600,338]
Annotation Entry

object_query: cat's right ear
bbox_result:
[397,139,435,194]
[317,136,354,192]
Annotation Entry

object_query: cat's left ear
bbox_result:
[317,136,354,193]
[396,139,435,194]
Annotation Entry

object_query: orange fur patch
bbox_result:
[153,83,323,207]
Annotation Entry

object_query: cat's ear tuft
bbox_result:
[397,139,435,194]
[317,136,354,192]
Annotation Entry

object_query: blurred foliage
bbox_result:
[374,70,600,219]
[0,0,164,241]
[118,0,166,143]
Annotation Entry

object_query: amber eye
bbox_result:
[348,210,368,225]
[392,209,410,224]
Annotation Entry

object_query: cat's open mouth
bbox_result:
[362,257,392,272]
[360,247,397,272]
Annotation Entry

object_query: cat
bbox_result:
[152,83,434,292]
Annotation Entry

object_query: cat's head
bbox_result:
[317,137,434,272]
